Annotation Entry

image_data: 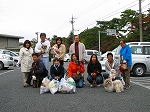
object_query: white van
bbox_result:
[85,50,101,62]
[100,42,150,76]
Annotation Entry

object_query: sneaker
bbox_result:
[24,84,30,88]
[97,84,100,87]
[125,86,130,90]
[90,84,94,88]
[83,82,85,85]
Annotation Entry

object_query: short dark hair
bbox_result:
[40,33,46,37]
[120,39,125,44]
[107,52,113,57]
[56,37,62,44]
[23,40,31,48]
[53,57,60,63]
[74,35,78,37]
[32,53,39,57]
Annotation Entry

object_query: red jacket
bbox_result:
[68,61,85,77]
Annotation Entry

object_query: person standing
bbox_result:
[69,35,86,62]
[69,35,86,84]
[35,33,50,72]
[120,39,132,89]
[50,37,66,66]
[18,40,33,87]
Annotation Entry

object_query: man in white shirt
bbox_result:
[35,33,50,72]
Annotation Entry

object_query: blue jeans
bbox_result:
[103,72,109,79]
[75,79,83,88]
[40,57,49,72]
[87,75,103,85]
[103,72,122,81]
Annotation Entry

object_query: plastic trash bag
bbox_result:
[67,77,76,87]
[49,79,59,95]
[59,78,76,94]
[40,86,49,94]
[42,77,51,88]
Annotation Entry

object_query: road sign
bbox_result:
[106,29,116,36]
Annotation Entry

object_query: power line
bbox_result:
[48,0,108,35]
[77,0,139,31]
[75,0,108,18]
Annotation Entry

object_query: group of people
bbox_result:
[18,33,132,90]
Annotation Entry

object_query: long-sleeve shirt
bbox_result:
[68,61,85,77]
[69,42,86,61]
[120,44,132,66]
[32,60,48,79]
[50,64,64,79]
[50,44,66,60]
[87,61,102,76]
[105,59,121,78]
[35,40,50,57]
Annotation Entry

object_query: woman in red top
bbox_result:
[68,53,85,88]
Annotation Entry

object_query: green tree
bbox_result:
[68,32,74,45]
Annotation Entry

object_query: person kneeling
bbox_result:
[26,53,48,88]
[50,58,64,81]
[68,53,85,88]
[87,54,103,87]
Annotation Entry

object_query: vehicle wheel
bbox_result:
[132,64,146,76]
[4,67,9,70]
[0,61,4,70]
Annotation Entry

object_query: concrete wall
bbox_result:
[0,37,7,49]
[8,38,19,48]
[0,37,19,49]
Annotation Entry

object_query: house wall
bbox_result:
[8,38,19,48]
[0,37,7,49]
[0,37,19,49]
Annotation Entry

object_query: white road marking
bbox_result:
[131,81,150,89]
[0,68,20,76]
[130,77,150,90]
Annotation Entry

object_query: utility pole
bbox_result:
[139,0,143,42]
[70,15,75,37]
[35,32,39,43]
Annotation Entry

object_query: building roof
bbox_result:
[0,34,24,39]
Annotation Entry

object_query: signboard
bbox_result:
[106,29,116,36]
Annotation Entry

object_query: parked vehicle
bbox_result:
[85,50,101,62]
[64,53,70,62]
[0,53,14,70]
[13,52,19,56]
[0,49,19,66]
[100,42,150,76]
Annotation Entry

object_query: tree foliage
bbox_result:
[48,9,150,53]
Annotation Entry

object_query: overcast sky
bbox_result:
[0,0,149,42]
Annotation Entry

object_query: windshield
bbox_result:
[3,51,18,56]
[3,51,10,55]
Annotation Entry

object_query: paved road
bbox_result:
[131,76,150,89]
[0,62,150,112]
